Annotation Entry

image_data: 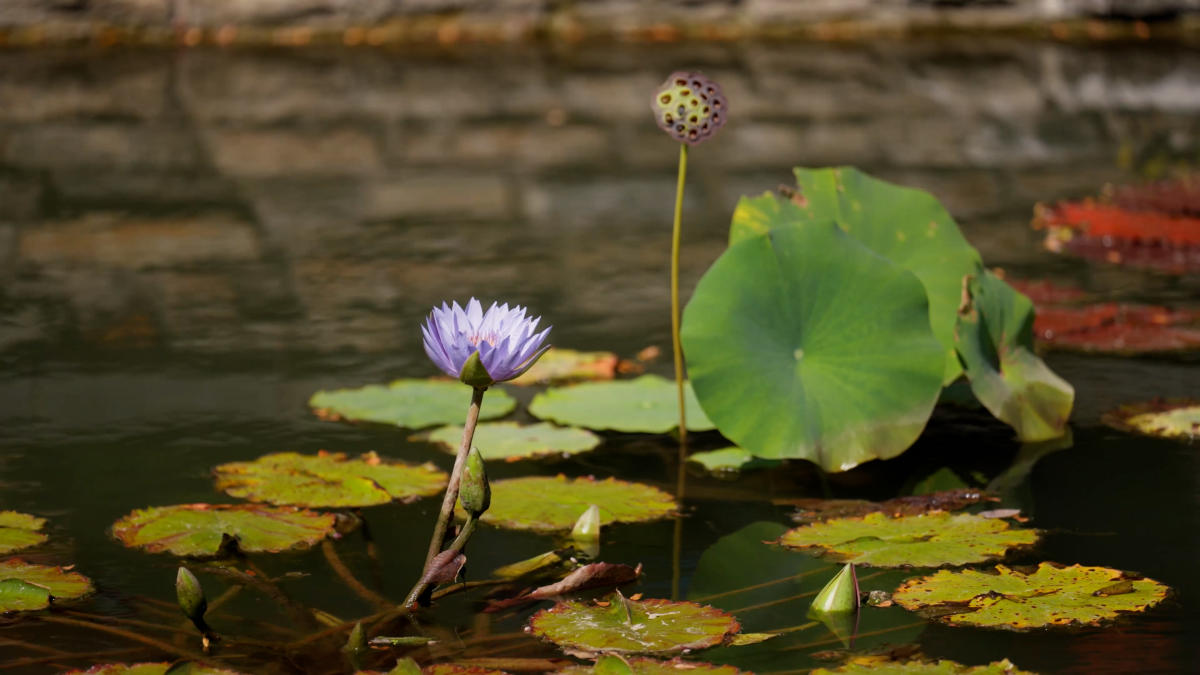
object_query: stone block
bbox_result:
[204,127,383,177]
[2,123,202,171]
[0,174,43,222]
[364,172,511,220]
[0,52,167,122]
[403,123,610,168]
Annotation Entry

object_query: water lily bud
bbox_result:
[809,563,860,615]
[571,504,602,541]
[652,71,727,146]
[459,446,491,517]
[341,622,367,670]
[175,566,206,622]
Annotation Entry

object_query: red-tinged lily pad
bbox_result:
[555,655,749,675]
[1102,398,1200,442]
[0,558,92,612]
[812,657,1034,674]
[63,664,246,675]
[1035,197,1200,274]
[357,660,510,675]
[465,475,677,532]
[1005,279,1089,305]
[0,511,47,554]
[1111,173,1200,216]
[528,593,741,657]
[782,489,995,525]
[511,348,620,386]
[893,562,1170,630]
[112,504,336,557]
[418,422,602,462]
[213,451,446,508]
[529,375,715,434]
[777,511,1039,568]
[309,379,516,430]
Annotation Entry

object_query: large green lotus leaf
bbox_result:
[511,348,620,386]
[529,593,740,657]
[813,658,1034,674]
[112,504,336,556]
[310,379,516,429]
[556,656,748,675]
[0,511,47,555]
[955,271,1074,441]
[1102,398,1200,442]
[467,475,677,532]
[0,558,92,612]
[894,562,1170,630]
[64,664,246,675]
[682,221,945,472]
[528,375,715,433]
[420,422,602,462]
[213,451,446,508]
[730,168,984,383]
[778,512,1039,568]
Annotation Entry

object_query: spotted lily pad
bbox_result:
[813,658,1034,674]
[556,656,748,675]
[529,593,740,657]
[0,511,47,554]
[1102,398,1200,442]
[310,379,517,429]
[777,511,1039,568]
[419,422,602,462]
[465,475,677,532]
[511,348,620,386]
[529,375,715,433]
[893,562,1170,630]
[0,558,92,612]
[112,504,336,556]
[63,664,246,675]
[213,451,446,508]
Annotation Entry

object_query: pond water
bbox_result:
[0,39,1198,673]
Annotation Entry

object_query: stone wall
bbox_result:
[1,41,1198,361]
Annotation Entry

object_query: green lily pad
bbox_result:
[1102,398,1200,442]
[310,379,517,429]
[529,375,715,433]
[893,562,1170,630]
[466,475,677,532]
[63,664,246,675]
[682,220,945,472]
[213,451,446,508]
[0,558,92,612]
[529,593,740,657]
[687,447,782,475]
[777,511,1039,568]
[0,511,47,554]
[419,422,602,462]
[358,661,509,675]
[813,658,1035,674]
[511,348,620,385]
[112,504,336,557]
[731,168,984,383]
[556,656,748,675]
[955,271,1074,442]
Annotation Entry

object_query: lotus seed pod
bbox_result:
[175,566,206,622]
[652,71,727,145]
[459,446,491,517]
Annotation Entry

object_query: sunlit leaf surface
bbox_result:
[813,657,1035,674]
[214,451,446,507]
[1102,398,1200,442]
[511,348,620,385]
[778,512,1039,567]
[529,593,740,657]
[310,379,516,429]
[529,375,714,433]
[784,489,992,525]
[0,558,91,612]
[420,422,601,462]
[112,503,336,556]
[894,563,1170,629]
[466,475,677,532]
[556,655,748,675]
[0,511,47,555]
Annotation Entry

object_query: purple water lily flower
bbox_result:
[422,298,551,387]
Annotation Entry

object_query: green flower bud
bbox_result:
[175,566,206,622]
[459,446,491,517]
[809,563,860,616]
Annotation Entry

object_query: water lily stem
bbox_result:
[670,142,689,447]
[322,539,393,610]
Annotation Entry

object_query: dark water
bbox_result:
[0,39,1198,673]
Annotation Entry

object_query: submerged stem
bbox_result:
[670,142,689,447]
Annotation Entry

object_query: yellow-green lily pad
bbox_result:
[777,511,1039,568]
[1102,398,1200,442]
[556,655,748,675]
[529,375,715,434]
[511,348,620,386]
[813,657,1035,674]
[63,664,246,675]
[0,511,47,554]
[112,504,336,557]
[893,562,1170,630]
[357,659,509,675]
[467,475,677,532]
[214,451,446,508]
[529,593,740,657]
[0,558,92,612]
[419,422,602,462]
[310,379,517,429]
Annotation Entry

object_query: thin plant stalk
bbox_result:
[420,386,485,572]
[670,142,690,447]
